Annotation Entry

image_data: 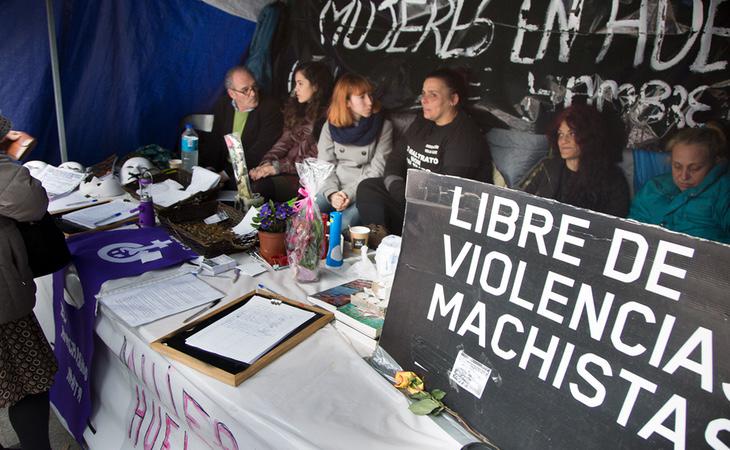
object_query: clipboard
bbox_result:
[151,290,333,386]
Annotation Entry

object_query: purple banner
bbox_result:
[51,227,197,442]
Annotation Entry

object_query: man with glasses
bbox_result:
[199,66,283,181]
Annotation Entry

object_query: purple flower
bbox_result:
[260,203,272,217]
[254,199,295,232]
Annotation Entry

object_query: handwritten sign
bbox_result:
[290,0,729,139]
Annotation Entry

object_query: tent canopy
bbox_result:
[0,0,269,166]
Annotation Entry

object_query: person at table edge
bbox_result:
[198,65,283,184]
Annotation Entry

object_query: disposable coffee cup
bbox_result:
[349,226,370,254]
[169,159,183,170]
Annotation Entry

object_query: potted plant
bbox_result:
[252,199,296,265]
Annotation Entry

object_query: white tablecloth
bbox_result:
[34,255,472,449]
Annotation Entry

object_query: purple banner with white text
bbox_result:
[51,227,197,442]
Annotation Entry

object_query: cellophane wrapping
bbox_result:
[286,158,333,282]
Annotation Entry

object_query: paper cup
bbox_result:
[169,159,183,170]
[349,226,370,254]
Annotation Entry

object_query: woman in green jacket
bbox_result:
[629,127,730,244]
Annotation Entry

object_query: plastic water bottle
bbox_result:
[181,124,199,171]
[326,211,343,268]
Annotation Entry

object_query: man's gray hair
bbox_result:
[224,66,255,89]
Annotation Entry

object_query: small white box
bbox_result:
[200,255,237,275]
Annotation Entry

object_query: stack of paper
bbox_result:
[33,165,86,197]
[185,295,314,364]
[61,199,138,229]
[97,272,223,327]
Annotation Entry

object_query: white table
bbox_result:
[34,254,473,449]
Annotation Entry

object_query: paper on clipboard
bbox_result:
[185,295,314,364]
[61,199,137,229]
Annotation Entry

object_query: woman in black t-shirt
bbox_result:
[356,68,491,241]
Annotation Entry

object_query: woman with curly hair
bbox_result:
[249,61,333,201]
[520,103,630,217]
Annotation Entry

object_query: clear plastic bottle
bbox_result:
[181,124,199,171]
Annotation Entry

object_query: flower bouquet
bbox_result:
[286,158,333,282]
[224,134,253,202]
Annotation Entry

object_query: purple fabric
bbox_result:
[51,227,197,442]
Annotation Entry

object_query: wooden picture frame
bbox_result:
[151,289,333,386]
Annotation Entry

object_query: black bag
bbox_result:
[16,213,71,277]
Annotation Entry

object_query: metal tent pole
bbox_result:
[45,0,68,163]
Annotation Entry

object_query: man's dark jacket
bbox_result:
[198,94,283,175]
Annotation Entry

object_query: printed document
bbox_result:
[185,295,314,364]
[34,165,86,196]
[97,272,223,327]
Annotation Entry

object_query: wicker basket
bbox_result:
[122,169,220,218]
[161,202,257,257]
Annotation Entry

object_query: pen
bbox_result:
[93,209,137,226]
[257,283,283,297]
[67,198,98,206]
[182,299,221,323]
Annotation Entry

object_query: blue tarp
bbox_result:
[0,0,255,166]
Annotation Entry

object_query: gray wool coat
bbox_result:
[0,154,48,323]
[316,119,393,202]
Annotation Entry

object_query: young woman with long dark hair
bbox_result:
[249,61,333,201]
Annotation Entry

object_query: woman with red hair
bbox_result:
[521,103,630,217]
[316,73,393,232]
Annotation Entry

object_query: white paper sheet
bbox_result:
[97,272,223,327]
[48,190,106,214]
[185,295,314,364]
[34,165,86,196]
[186,166,221,195]
[236,254,268,277]
[61,199,138,229]
[148,179,189,207]
[231,206,258,236]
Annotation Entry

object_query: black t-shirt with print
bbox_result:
[385,110,491,182]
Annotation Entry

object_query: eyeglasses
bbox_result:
[230,84,258,96]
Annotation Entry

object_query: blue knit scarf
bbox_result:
[329,113,383,146]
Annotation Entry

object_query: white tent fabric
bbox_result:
[203,0,272,21]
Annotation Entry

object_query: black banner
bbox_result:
[286,0,729,142]
[380,170,730,449]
